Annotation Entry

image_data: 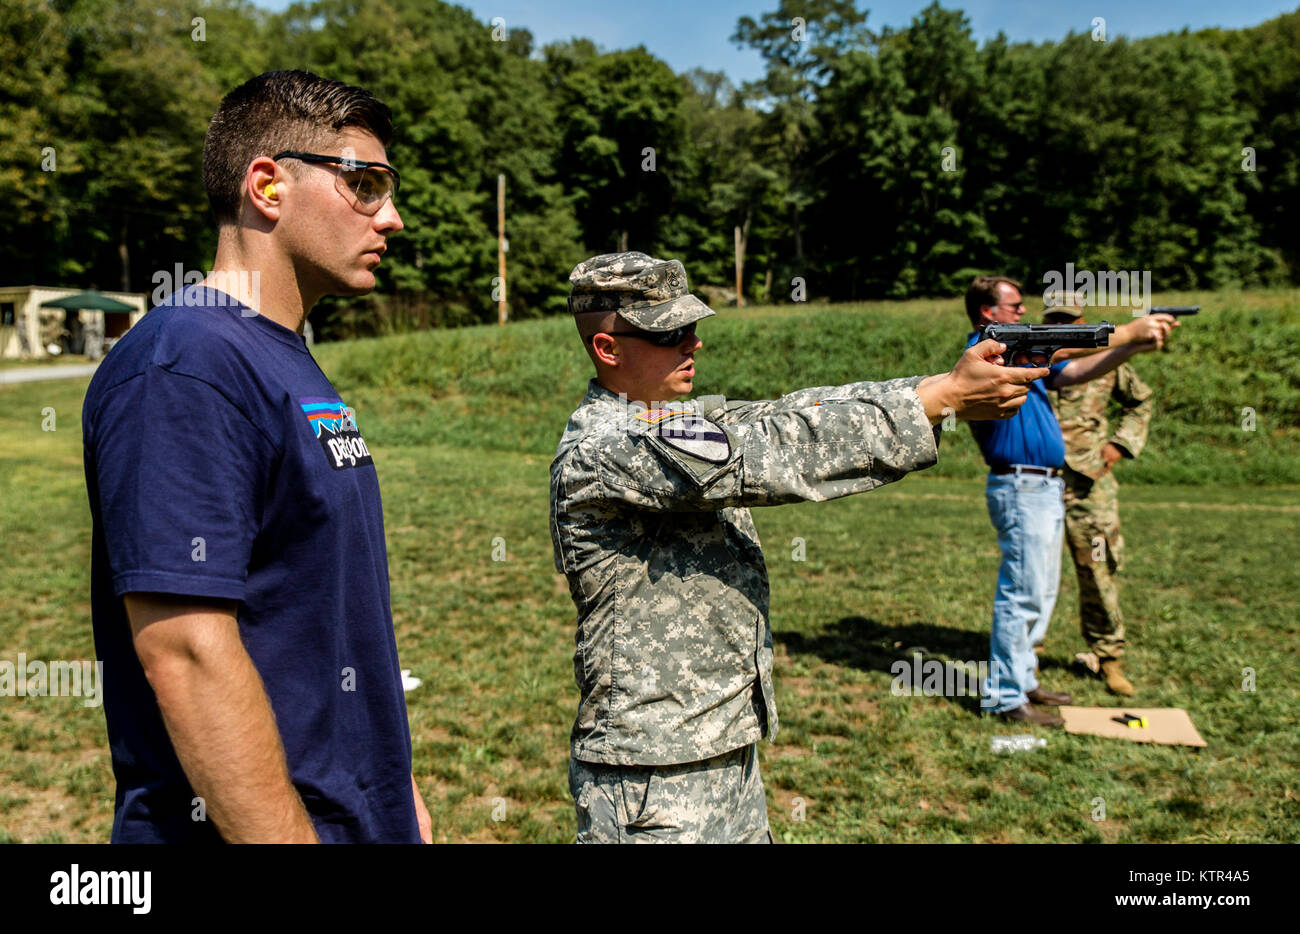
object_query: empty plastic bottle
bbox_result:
[991,734,1047,753]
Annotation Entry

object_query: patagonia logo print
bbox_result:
[299,397,374,470]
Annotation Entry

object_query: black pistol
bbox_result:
[981,322,1115,367]
[1150,305,1200,317]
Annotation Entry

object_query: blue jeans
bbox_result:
[982,472,1064,713]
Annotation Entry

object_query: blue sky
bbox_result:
[250,1,1299,84]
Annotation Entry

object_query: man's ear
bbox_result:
[590,333,620,367]
[246,156,282,221]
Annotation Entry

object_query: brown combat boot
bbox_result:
[1027,687,1072,706]
[996,704,1064,728]
[1101,659,1134,697]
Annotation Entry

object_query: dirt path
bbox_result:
[0,363,98,384]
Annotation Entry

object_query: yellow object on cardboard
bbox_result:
[1059,707,1206,747]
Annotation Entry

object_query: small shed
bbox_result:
[0,286,147,360]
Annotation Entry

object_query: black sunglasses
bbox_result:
[272,151,401,214]
[585,324,697,347]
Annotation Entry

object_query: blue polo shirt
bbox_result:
[83,286,420,843]
[965,331,1069,470]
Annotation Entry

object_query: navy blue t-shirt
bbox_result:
[965,330,1069,470]
[83,286,419,843]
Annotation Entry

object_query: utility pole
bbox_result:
[497,174,507,326]
[734,225,745,307]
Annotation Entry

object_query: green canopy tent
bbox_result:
[39,290,135,313]
[40,290,136,358]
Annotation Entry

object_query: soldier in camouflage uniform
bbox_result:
[550,251,1046,843]
[1043,294,1161,696]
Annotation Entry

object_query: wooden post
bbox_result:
[497,174,507,326]
[734,225,745,308]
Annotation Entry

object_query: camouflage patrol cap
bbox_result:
[1042,289,1087,319]
[568,251,715,331]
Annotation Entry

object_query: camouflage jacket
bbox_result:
[549,378,940,766]
[1049,362,1152,481]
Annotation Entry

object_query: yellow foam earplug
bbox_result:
[264,183,276,198]
[1113,713,1149,729]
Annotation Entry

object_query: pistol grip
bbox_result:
[1007,346,1048,367]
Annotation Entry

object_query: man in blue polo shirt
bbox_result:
[83,70,431,842]
[963,276,1172,727]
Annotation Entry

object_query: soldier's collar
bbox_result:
[585,379,690,414]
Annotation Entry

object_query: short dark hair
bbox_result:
[203,70,394,226]
[964,275,1021,327]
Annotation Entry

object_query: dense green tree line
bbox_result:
[2,0,1296,334]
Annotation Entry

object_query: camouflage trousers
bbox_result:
[1062,468,1127,660]
[569,744,772,844]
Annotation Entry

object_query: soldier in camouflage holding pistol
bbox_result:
[1043,292,1178,696]
[550,251,1046,843]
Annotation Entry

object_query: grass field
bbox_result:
[315,288,1300,486]
[1,294,1297,843]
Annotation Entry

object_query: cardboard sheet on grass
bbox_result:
[1060,707,1206,747]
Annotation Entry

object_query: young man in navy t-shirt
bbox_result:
[82,70,431,842]
[962,276,1172,728]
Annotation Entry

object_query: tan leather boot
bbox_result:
[1101,659,1134,697]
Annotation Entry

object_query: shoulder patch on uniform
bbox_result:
[634,409,678,424]
[657,413,731,464]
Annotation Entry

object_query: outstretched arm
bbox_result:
[565,341,1047,513]
[1051,313,1178,363]
[716,338,1045,426]
[1051,316,1174,388]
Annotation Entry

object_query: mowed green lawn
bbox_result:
[1,371,1297,843]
